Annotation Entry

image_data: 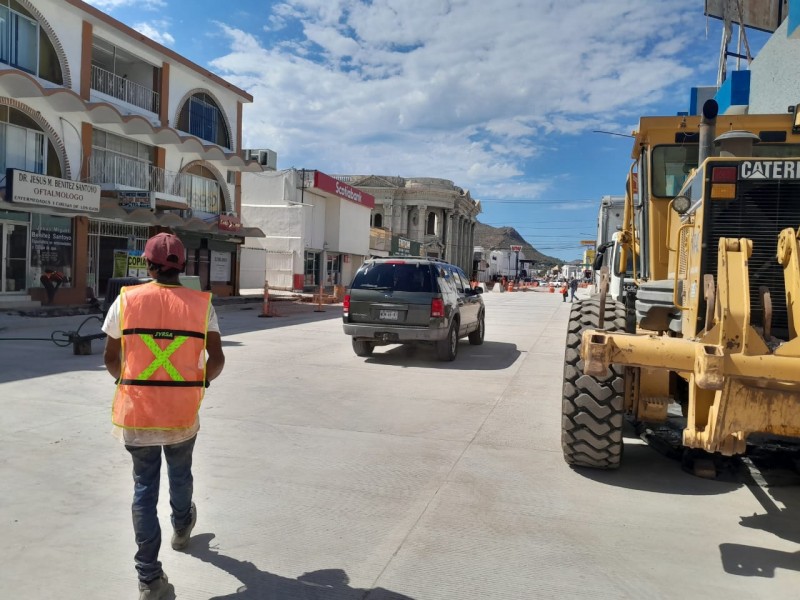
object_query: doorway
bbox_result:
[87,220,149,297]
[0,221,29,293]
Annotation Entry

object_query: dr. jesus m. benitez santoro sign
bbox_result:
[6,169,100,213]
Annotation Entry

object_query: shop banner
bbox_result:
[31,214,73,277]
[113,250,129,278]
[211,251,231,282]
[7,169,100,213]
[127,250,148,278]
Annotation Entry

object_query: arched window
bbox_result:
[426,212,437,235]
[0,1,62,83]
[177,92,230,148]
[0,105,60,176]
[373,213,383,228]
[184,164,223,214]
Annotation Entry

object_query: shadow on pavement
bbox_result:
[218,303,341,335]
[719,543,800,577]
[187,533,415,599]
[719,458,800,577]
[572,443,741,496]
[363,340,521,370]
[737,471,800,544]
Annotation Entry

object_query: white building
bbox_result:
[240,169,373,291]
[483,248,527,280]
[0,0,261,308]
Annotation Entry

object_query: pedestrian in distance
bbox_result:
[102,232,225,600]
[40,268,66,305]
[560,282,568,302]
[569,277,579,302]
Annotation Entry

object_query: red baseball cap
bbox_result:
[143,233,186,270]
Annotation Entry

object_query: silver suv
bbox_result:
[342,257,485,361]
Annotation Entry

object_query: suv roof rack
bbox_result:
[369,255,451,264]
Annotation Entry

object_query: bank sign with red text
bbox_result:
[313,171,375,209]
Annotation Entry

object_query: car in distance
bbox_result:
[342,257,485,361]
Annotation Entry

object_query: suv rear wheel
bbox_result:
[436,321,459,361]
[352,339,375,357]
[468,313,485,345]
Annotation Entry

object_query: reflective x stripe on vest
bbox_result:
[119,328,206,387]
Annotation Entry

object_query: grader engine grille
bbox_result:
[705,179,800,339]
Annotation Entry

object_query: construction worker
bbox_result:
[102,232,225,600]
[569,277,579,302]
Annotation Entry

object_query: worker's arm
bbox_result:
[103,335,122,380]
[205,331,225,382]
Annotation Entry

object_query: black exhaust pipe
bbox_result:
[698,99,719,166]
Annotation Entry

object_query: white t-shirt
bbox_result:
[101,285,220,447]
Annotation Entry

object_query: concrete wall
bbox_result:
[749,20,800,113]
[338,199,370,256]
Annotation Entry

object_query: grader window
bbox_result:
[652,145,698,198]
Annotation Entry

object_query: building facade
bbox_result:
[0,0,262,308]
[336,175,481,275]
[240,169,373,291]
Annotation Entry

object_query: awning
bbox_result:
[1,70,263,172]
[240,226,266,238]
[93,199,265,238]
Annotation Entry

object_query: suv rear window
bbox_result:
[351,262,434,293]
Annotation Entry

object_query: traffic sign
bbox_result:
[510,245,522,252]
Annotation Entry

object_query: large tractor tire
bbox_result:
[562,297,627,469]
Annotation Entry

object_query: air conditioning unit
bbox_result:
[258,149,278,170]
[243,148,278,170]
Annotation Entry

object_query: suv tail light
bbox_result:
[431,298,445,318]
[343,294,350,317]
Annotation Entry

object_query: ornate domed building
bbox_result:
[335,175,481,275]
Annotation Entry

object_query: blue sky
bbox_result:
[85,0,772,261]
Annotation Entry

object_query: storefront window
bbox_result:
[325,254,341,286]
[1,218,28,292]
[30,214,72,287]
[304,250,319,287]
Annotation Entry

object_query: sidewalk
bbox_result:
[0,287,340,318]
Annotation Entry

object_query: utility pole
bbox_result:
[510,245,522,280]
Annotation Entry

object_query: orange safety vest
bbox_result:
[112,282,212,430]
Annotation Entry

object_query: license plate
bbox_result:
[379,310,399,320]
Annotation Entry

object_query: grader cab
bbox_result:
[562,100,800,469]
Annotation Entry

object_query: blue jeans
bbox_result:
[126,436,196,583]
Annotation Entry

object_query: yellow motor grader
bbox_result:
[562,99,800,469]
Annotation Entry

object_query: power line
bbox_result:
[479,199,599,204]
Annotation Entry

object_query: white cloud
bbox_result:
[133,21,175,47]
[208,0,711,199]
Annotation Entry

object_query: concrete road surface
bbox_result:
[1,289,799,599]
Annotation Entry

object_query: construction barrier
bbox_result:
[258,281,273,318]
[314,284,325,312]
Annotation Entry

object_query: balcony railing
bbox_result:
[91,64,160,114]
[89,151,222,214]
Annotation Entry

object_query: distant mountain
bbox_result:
[474,222,562,267]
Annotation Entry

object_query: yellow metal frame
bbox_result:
[671,223,693,311]
[583,233,800,456]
